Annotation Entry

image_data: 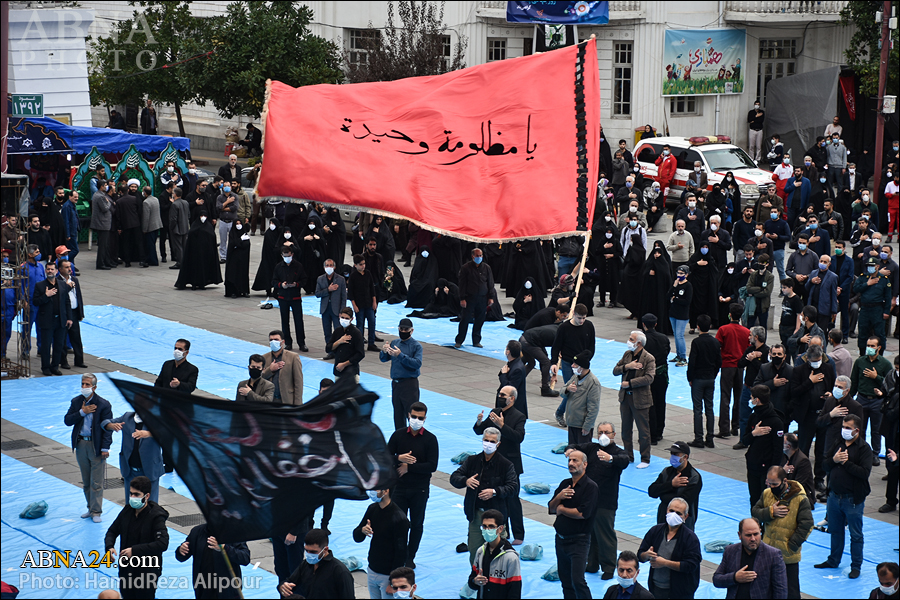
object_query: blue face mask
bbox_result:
[867,266,877,274]
[223,186,231,193]
[880,252,888,261]
[473,256,483,265]
[819,177,826,183]
[305,550,322,565]
[700,247,709,255]
[59,255,68,261]
[34,253,42,261]
[819,262,828,271]
[798,243,807,251]
[669,455,682,468]
[804,161,811,167]
[809,222,818,230]
[626,182,633,188]
[394,591,412,600]
[771,213,778,220]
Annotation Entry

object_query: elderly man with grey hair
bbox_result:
[614,330,656,468]
[451,425,518,564]
[816,374,864,454]
[567,421,630,579]
[700,214,733,275]
[790,342,836,494]
[64,373,113,523]
[638,496,703,599]
[550,449,599,599]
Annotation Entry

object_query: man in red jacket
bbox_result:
[654,144,678,201]
[716,304,751,440]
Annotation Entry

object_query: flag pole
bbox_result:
[218,544,245,600]
[551,230,591,390]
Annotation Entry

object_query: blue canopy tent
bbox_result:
[6,117,190,155]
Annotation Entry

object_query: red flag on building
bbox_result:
[257,39,600,241]
[839,75,856,121]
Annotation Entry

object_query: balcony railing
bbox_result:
[477,1,643,16]
[725,1,847,15]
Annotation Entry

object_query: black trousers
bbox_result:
[120,227,142,266]
[392,485,429,560]
[455,293,487,345]
[158,219,170,259]
[798,415,827,484]
[118,568,159,599]
[747,468,767,508]
[521,338,551,390]
[95,229,110,268]
[391,377,420,431]
[786,561,801,599]
[278,298,305,346]
[507,474,525,541]
[64,319,84,366]
[648,370,668,441]
[556,533,591,599]
[40,324,66,371]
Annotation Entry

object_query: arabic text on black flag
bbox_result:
[111,375,396,543]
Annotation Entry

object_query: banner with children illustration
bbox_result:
[662,28,746,96]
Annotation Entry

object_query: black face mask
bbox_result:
[495,396,508,409]
[248,367,262,380]
[398,331,411,341]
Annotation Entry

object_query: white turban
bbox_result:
[127,178,140,187]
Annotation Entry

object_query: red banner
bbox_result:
[839,75,856,121]
[257,39,600,241]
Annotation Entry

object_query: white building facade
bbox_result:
[79,0,854,151]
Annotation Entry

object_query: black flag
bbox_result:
[111,375,396,543]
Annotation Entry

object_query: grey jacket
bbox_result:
[169,199,190,236]
[314,273,348,315]
[563,370,601,432]
[90,191,112,231]
[613,349,656,409]
[141,195,163,233]
[236,377,275,403]
[825,142,847,168]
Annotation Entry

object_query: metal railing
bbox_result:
[478,1,643,13]
[725,1,847,14]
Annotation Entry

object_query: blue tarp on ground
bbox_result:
[3,304,894,598]
[7,117,191,155]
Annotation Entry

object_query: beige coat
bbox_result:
[613,348,656,409]
[262,350,304,405]
[235,377,275,403]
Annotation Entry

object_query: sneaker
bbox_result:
[511,539,523,546]
[814,561,836,569]
[555,413,567,428]
[732,441,747,450]
[91,515,102,523]
[636,462,650,469]
[849,569,860,579]
[675,359,688,367]
[669,356,679,362]
[688,440,705,449]
[81,512,91,519]
[878,503,897,513]
[541,387,560,397]
[705,439,715,448]
[367,344,380,352]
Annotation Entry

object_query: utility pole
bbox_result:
[2,1,9,174]
[873,0,891,232]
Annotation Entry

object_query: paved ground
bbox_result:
[2,203,897,598]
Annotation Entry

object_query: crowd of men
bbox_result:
[2,129,898,599]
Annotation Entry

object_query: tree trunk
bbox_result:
[174,100,186,138]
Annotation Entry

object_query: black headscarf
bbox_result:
[406,244,439,308]
[383,261,408,304]
[512,276,546,330]
[639,241,674,333]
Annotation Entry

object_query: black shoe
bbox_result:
[125,263,131,268]
[73,268,80,275]
[815,481,827,492]
[585,566,599,574]
[169,264,180,269]
[284,344,293,351]
[405,559,417,569]
[714,432,731,439]
[732,441,747,450]
[873,456,881,466]
[600,572,614,581]
[367,344,380,352]
[75,363,88,368]
[849,569,860,579]
[814,562,836,569]
[323,353,335,360]
[219,259,226,264]
[41,369,52,376]
[705,439,715,448]
[96,266,111,270]
[373,336,384,342]
[456,543,468,553]
[107,264,117,269]
[50,369,63,376]
[541,387,560,397]
[878,503,897,513]
[651,438,659,446]
[596,301,605,307]
[299,345,309,353]
[60,363,71,370]
[473,343,484,348]
[731,428,739,437]
[140,263,149,268]
[688,440,705,449]
[161,257,167,263]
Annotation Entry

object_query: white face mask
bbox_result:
[629,206,637,213]
[167,166,174,173]
[133,413,143,424]
[626,341,637,352]
[283,255,293,264]
[841,428,856,441]
[236,223,242,230]
[482,440,498,455]
[694,167,701,173]
[409,417,425,431]
[755,229,763,237]
[810,360,822,369]
[188,168,196,175]
[283,232,291,239]
[666,512,684,527]
[81,387,93,398]
[524,280,532,289]
[849,168,855,174]
[339,318,352,328]
[879,583,899,596]
[598,433,611,447]
[727,268,734,274]
[173,349,185,361]
[710,224,718,231]
[324,266,334,275]
[872,238,881,246]
[420,250,429,258]
[308,223,316,230]
[572,366,583,376]
[605,232,613,239]
[200,216,207,223]
[633,165,640,172]
[688,202,696,209]
[269,223,276,231]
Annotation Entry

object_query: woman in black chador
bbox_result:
[620,232,645,320]
[510,276,546,330]
[224,220,251,298]
[639,241,674,334]
[687,240,720,331]
[382,261,408,305]
[405,244,439,309]
[175,211,222,291]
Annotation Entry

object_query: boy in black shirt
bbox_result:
[353,486,410,598]
[348,253,379,351]
[779,279,804,360]
[325,307,365,378]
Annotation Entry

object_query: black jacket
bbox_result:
[498,358,528,418]
[352,501,409,576]
[781,449,815,499]
[154,359,199,394]
[473,407,526,475]
[64,393,113,457]
[648,462,703,531]
[32,278,72,329]
[458,260,495,301]
[824,435,873,505]
[816,395,865,452]
[741,402,785,472]
[603,581,654,599]
[450,452,518,521]
[272,260,306,301]
[637,523,702,599]
[644,328,671,376]
[285,552,355,599]
[754,360,794,415]
[174,523,250,599]
[571,441,630,510]
[790,356,836,422]
[104,501,170,574]
[687,333,721,382]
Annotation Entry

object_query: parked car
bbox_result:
[634,136,771,208]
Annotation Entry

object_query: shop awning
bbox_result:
[6,117,191,156]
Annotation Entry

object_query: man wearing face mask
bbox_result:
[617,187,646,228]
[104,476,169,599]
[637,497,702,599]
[154,338,198,393]
[773,153,794,202]
[713,518,787,598]
[784,167,811,228]
[850,336,892,464]
[326,306,366,379]
[790,343,836,493]
[115,179,143,268]
[568,421,629,579]
[748,100,765,163]
[497,340,528,418]
[817,375,864,455]
[353,485,410,599]
[102,409,165,504]
[472,385,527,546]
[806,253,839,332]
[32,261,72,376]
[215,180,238,262]
[815,414,873,579]
[389,568,419,600]
[271,246,308,353]
[280,529,354,599]
[450,428,518,565]
[467,509,522,599]
[261,330,303,404]
[732,206,757,263]
[614,332,655,468]
[741,386,785,507]
[871,562,900,600]
[673,194,706,249]
[316,258,347,354]
[235,353,275,402]
[825,134,847,195]
[655,144,677,201]
[562,351,601,446]
[666,219,695,275]
[90,179,114,270]
[388,402,438,569]
[65,374,112,523]
[853,257,892,357]
[602,551,652,599]
[382,318,424,430]
[700,215,732,277]
[785,234,819,304]
[755,344,794,422]
[649,441,703,528]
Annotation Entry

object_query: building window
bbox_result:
[613,41,633,116]
[442,34,451,71]
[757,39,797,107]
[669,96,698,115]
[348,28,381,69]
[488,38,506,62]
